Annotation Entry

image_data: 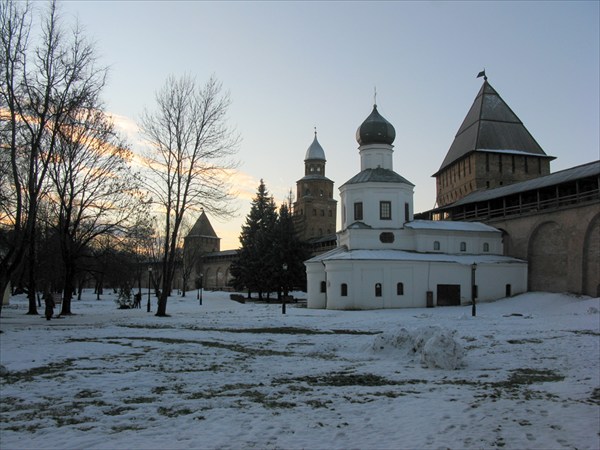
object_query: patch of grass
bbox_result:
[120,324,379,335]
[566,329,600,336]
[3,359,76,384]
[123,396,157,404]
[589,387,600,405]
[274,372,424,387]
[111,424,146,433]
[507,338,543,344]
[504,368,564,385]
[157,406,193,417]
[74,389,101,399]
[103,406,135,416]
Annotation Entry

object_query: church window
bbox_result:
[524,156,529,173]
[320,189,324,197]
[512,155,516,173]
[460,242,467,252]
[379,232,394,243]
[380,201,391,220]
[320,209,325,216]
[375,283,382,297]
[434,241,440,251]
[328,210,332,217]
[485,153,490,172]
[397,283,404,295]
[319,228,323,236]
[341,283,348,296]
[538,158,542,174]
[354,202,363,221]
[483,242,490,252]
[316,166,321,172]
[404,203,410,222]
[313,209,316,216]
[499,155,503,173]
[320,281,326,293]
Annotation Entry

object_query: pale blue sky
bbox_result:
[59,1,599,249]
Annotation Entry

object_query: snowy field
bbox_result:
[0,290,598,450]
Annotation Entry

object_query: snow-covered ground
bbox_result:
[1,290,598,449]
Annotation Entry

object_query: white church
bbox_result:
[305,103,528,310]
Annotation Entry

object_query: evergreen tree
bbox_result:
[274,203,310,297]
[231,180,278,299]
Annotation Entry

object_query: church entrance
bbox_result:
[436,284,461,306]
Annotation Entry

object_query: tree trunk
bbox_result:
[60,264,75,315]
[26,234,38,315]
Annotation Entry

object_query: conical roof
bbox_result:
[187,210,218,238]
[434,81,551,175]
[305,131,326,161]
[356,104,396,146]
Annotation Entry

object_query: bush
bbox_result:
[115,285,133,309]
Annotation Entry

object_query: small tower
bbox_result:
[433,79,555,207]
[293,130,337,241]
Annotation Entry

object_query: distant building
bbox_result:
[305,103,527,310]
[293,131,338,252]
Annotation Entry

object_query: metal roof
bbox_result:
[341,167,414,187]
[304,132,326,161]
[441,160,600,208]
[434,81,551,176]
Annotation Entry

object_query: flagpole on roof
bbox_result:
[477,69,488,81]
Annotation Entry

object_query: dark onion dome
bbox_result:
[304,131,326,161]
[356,104,396,145]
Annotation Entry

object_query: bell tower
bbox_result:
[293,130,337,241]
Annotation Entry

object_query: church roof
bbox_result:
[341,167,414,187]
[434,80,552,176]
[305,132,326,161]
[186,210,218,238]
[356,104,396,146]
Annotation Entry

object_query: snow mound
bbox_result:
[371,326,465,370]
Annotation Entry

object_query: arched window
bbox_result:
[483,242,490,252]
[375,283,382,297]
[320,281,326,293]
[434,241,440,251]
[397,282,404,295]
[341,283,348,297]
[460,242,467,252]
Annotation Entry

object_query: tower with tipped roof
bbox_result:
[433,79,555,207]
[293,131,337,241]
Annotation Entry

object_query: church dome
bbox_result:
[356,104,396,146]
[304,132,326,161]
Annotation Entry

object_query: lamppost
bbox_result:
[471,263,477,317]
[282,263,288,314]
[199,274,203,306]
[147,266,152,312]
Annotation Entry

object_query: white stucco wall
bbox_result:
[306,257,528,310]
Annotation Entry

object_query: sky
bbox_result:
[55,1,600,250]
[1,290,599,449]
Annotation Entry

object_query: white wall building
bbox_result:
[305,104,527,310]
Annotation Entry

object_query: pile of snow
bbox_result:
[371,325,465,369]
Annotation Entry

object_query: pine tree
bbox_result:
[274,203,310,298]
[231,180,278,299]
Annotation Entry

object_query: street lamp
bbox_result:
[282,263,288,314]
[471,263,477,317]
[147,266,152,312]
[199,274,203,306]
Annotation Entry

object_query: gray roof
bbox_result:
[434,81,552,176]
[305,132,326,161]
[341,167,414,187]
[442,160,600,208]
[187,211,218,238]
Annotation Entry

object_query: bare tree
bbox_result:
[0,0,106,315]
[140,74,238,316]
[46,104,145,315]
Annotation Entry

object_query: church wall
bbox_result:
[317,259,527,310]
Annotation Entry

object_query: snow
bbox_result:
[1,290,599,449]
[406,220,500,233]
[315,247,524,265]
